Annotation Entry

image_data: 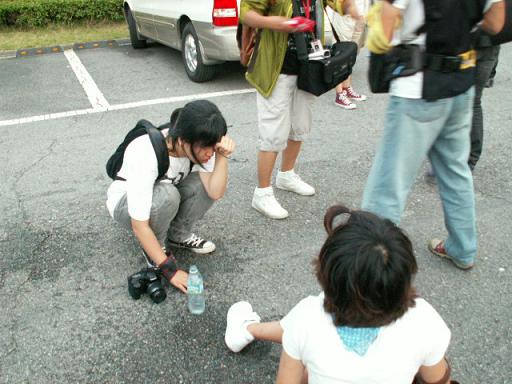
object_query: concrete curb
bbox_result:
[0,38,131,60]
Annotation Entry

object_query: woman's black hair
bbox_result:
[314,205,418,328]
[166,100,228,165]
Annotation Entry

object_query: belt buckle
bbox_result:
[459,49,476,70]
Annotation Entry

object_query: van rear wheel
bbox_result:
[181,23,216,82]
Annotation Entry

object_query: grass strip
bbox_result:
[0,0,124,28]
[0,21,128,51]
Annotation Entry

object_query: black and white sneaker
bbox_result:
[167,234,216,254]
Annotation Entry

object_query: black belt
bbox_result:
[424,54,468,73]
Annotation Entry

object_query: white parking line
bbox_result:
[0,88,256,127]
[64,49,110,110]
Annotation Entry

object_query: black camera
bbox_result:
[127,267,167,304]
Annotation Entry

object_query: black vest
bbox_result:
[422,0,486,100]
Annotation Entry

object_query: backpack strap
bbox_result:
[138,119,170,180]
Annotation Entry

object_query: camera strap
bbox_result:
[292,0,310,61]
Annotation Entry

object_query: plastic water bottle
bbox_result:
[187,265,205,315]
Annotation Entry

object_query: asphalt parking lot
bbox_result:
[0,42,511,383]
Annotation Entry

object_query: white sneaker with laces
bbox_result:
[276,169,315,196]
[167,233,216,254]
[252,187,289,219]
[225,301,261,353]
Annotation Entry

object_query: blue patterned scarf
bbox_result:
[335,326,380,356]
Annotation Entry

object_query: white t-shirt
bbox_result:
[390,0,501,99]
[106,129,215,221]
[280,294,451,384]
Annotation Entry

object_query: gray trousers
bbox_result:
[469,45,500,169]
[112,172,214,247]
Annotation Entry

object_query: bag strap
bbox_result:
[292,0,310,61]
[246,1,274,71]
[138,119,170,180]
[324,6,341,43]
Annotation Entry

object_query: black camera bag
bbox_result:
[297,41,358,96]
[106,119,169,181]
[368,45,423,93]
[291,0,358,96]
[368,51,396,93]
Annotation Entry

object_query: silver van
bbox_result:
[123,0,241,82]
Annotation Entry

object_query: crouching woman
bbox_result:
[106,100,235,293]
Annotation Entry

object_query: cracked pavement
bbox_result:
[0,43,511,383]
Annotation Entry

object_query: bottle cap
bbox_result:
[189,264,198,273]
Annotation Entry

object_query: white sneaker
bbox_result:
[225,301,261,353]
[276,170,315,196]
[252,187,289,219]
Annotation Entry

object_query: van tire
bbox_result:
[181,23,216,82]
[126,8,147,49]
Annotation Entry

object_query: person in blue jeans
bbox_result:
[362,0,505,270]
[469,35,501,170]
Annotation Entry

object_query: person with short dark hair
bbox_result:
[106,100,235,293]
[225,205,452,384]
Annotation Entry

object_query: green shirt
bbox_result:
[240,0,345,97]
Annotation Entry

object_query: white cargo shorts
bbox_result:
[256,74,315,152]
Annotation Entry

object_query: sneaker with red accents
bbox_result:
[334,91,356,110]
[428,239,474,270]
[344,86,367,101]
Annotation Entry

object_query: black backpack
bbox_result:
[106,119,170,181]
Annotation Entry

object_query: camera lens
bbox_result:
[128,276,142,300]
[147,281,167,304]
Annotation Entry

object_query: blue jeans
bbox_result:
[469,45,500,168]
[362,88,476,265]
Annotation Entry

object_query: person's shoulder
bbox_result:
[281,293,326,331]
[299,293,324,307]
[127,133,153,153]
[293,294,326,319]
[399,298,448,329]
[412,298,439,315]
[391,0,412,11]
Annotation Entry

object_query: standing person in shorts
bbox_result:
[330,0,369,110]
[240,0,359,219]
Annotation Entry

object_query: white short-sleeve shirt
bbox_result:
[280,294,451,384]
[106,129,215,221]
